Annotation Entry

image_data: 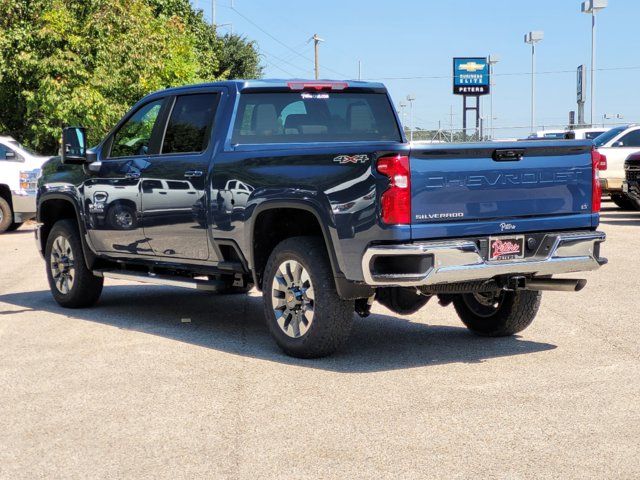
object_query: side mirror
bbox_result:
[61,126,88,164]
[612,141,624,148]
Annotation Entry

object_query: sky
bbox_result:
[193,0,638,138]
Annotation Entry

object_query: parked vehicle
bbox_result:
[594,125,640,209]
[36,80,607,358]
[622,152,640,209]
[527,127,608,140]
[0,136,49,233]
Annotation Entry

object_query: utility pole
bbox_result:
[311,34,324,80]
[358,60,362,81]
[524,31,544,135]
[582,1,607,126]
[212,0,234,33]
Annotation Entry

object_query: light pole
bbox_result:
[582,0,607,126]
[488,54,500,139]
[406,95,415,142]
[524,31,544,135]
[398,102,407,133]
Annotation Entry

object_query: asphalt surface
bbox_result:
[1,205,639,479]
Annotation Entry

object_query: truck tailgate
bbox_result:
[409,141,594,236]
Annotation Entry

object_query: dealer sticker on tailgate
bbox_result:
[489,235,525,261]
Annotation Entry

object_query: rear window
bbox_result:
[231,92,402,144]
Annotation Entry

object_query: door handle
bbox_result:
[184,170,203,178]
[492,149,525,162]
[125,171,141,179]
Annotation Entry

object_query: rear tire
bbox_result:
[453,290,541,337]
[611,194,639,211]
[45,219,103,308]
[0,197,13,233]
[262,236,354,358]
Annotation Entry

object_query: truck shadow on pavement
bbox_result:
[0,286,556,373]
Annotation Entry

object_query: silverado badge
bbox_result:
[333,154,369,165]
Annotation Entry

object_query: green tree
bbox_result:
[0,0,262,153]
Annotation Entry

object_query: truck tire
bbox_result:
[611,194,639,211]
[452,290,541,337]
[0,197,13,233]
[45,219,104,308]
[106,203,138,230]
[262,236,354,358]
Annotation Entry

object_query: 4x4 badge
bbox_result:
[333,154,369,165]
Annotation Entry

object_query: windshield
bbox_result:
[8,140,37,156]
[231,91,402,144]
[593,126,626,147]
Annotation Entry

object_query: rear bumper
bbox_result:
[362,230,606,287]
[601,177,623,193]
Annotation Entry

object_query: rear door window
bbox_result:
[162,93,220,154]
[231,92,401,144]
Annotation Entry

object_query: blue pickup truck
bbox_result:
[36,79,607,358]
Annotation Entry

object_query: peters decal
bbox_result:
[333,154,369,165]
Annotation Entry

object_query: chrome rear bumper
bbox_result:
[362,231,606,287]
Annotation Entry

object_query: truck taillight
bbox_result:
[377,155,411,224]
[592,148,606,213]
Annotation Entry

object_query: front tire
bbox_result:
[45,219,104,308]
[0,197,13,233]
[453,290,541,337]
[262,236,354,358]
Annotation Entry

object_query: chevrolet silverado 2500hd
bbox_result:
[36,80,607,358]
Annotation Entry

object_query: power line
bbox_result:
[225,4,349,78]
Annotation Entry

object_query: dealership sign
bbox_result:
[577,64,586,103]
[453,57,490,96]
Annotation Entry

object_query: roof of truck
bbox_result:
[159,79,387,95]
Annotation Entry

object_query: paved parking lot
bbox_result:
[1,205,639,479]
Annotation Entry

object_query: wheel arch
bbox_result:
[38,193,97,269]
[248,201,341,291]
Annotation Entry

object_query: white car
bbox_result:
[0,136,50,233]
[594,125,640,209]
[531,127,608,140]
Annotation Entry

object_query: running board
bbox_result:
[94,270,225,291]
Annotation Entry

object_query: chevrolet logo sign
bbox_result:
[458,61,486,72]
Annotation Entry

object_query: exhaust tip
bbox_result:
[574,279,587,292]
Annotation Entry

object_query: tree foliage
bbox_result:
[0,0,263,153]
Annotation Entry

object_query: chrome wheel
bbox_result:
[50,236,75,294]
[271,260,314,338]
[462,291,504,318]
[115,210,133,229]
